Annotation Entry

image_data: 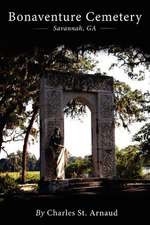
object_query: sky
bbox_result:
[1,51,150,159]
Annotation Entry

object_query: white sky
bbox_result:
[64,108,92,157]
[1,52,150,159]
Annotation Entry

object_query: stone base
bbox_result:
[38,177,101,193]
[39,179,69,193]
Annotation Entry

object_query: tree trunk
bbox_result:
[0,120,6,152]
[0,129,3,152]
[21,106,38,183]
[0,104,18,153]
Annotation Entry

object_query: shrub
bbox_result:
[0,174,19,194]
[65,155,94,178]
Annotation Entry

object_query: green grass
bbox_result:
[0,171,40,183]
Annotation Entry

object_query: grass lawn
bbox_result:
[0,171,40,183]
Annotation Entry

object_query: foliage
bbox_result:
[108,46,150,142]
[65,155,94,178]
[114,81,149,129]
[0,53,39,153]
[133,123,150,157]
[0,174,19,194]
[64,98,87,119]
[0,158,11,172]
[46,48,96,73]
[116,145,143,179]
[108,47,150,80]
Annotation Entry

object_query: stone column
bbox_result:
[40,76,64,180]
[98,91,115,178]
[96,92,103,177]
[91,109,99,177]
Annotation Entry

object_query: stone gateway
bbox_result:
[40,71,115,181]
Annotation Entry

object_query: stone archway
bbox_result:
[64,100,92,160]
[64,96,95,176]
[40,71,115,181]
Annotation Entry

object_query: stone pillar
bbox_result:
[40,76,64,180]
[96,92,103,177]
[91,109,99,177]
[98,91,115,178]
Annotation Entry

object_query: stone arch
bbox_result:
[40,71,115,180]
[63,94,95,112]
[63,94,98,175]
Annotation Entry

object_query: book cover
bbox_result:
[0,2,149,222]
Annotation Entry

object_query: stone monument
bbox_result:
[40,71,115,183]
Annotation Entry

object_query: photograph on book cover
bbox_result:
[0,5,150,221]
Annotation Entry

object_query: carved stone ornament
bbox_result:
[44,71,113,92]
[103,149,115,177]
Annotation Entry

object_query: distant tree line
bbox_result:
[0,146,150,180]
[0,150,40,172]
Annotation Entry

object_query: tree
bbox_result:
[108,47,150,149]
[108,47,150,80]
[114,80,149,129]
[21,105,38,183]
[133,123,150,158]
[0,54,39,152]
[116,145,143,179]
[0,47,96,152]
[65,155,94,178]
[7,152,21,172]
[0,150,39,173]
[27,153,39,171]
[0,158,11,172]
